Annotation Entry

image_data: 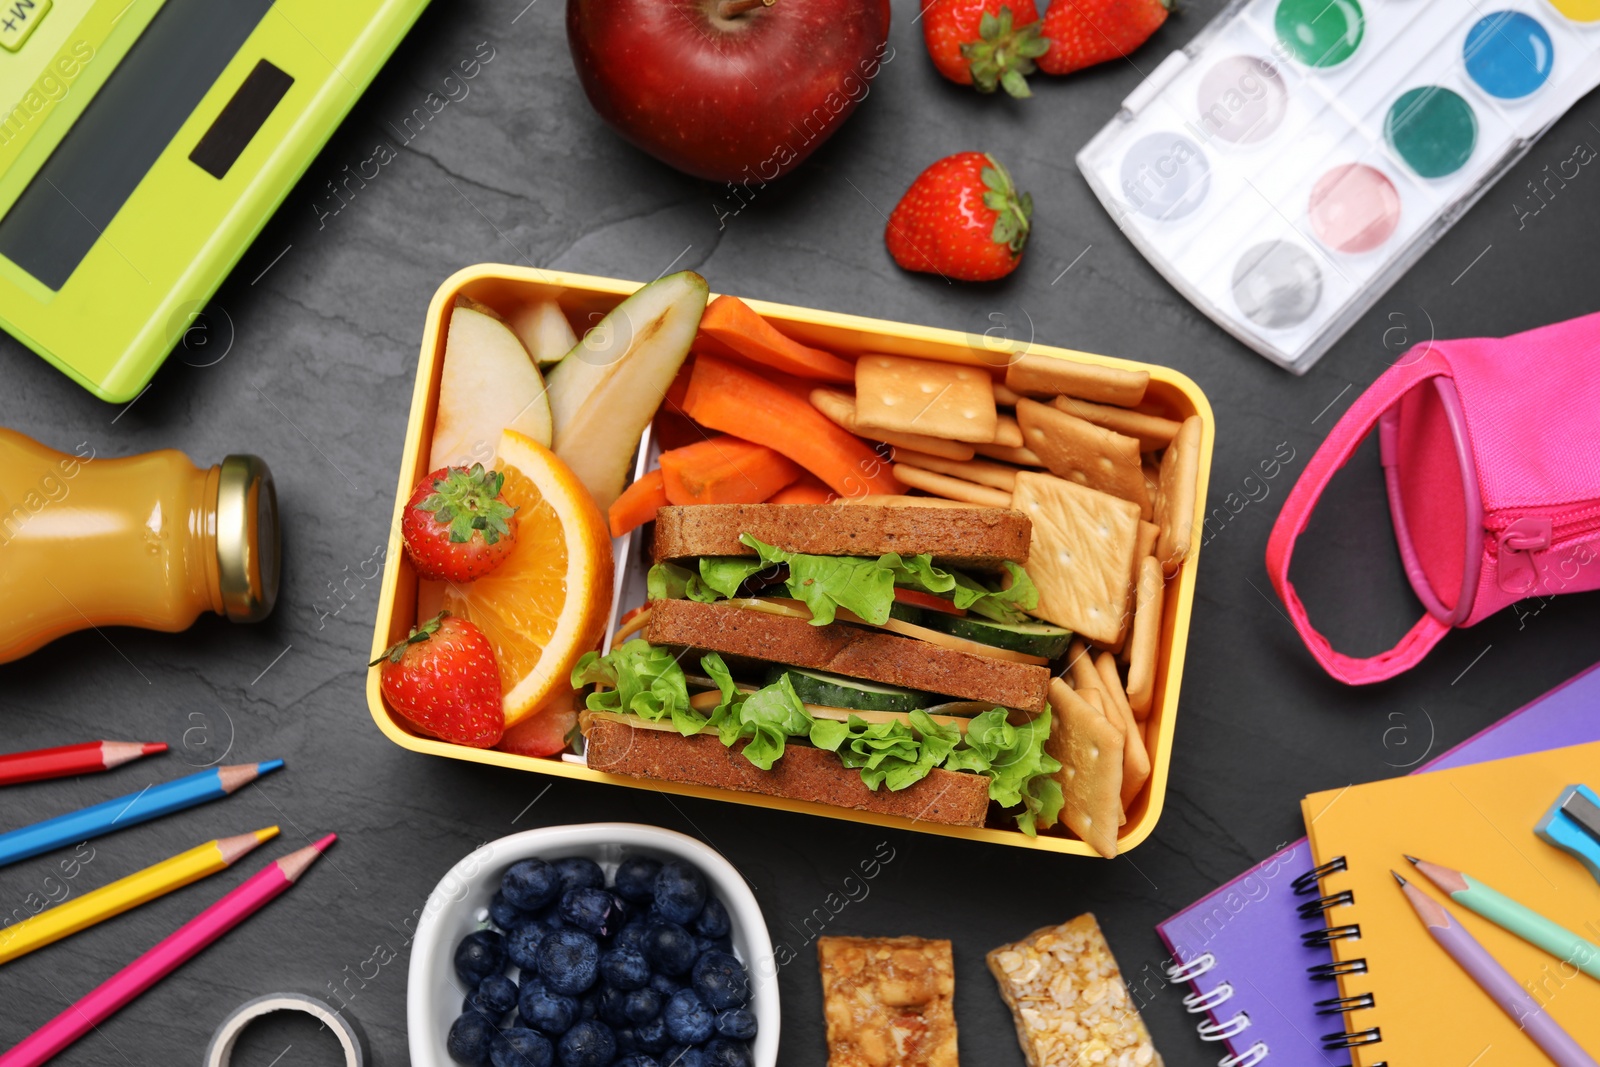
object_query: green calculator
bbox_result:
[0,0,430,401]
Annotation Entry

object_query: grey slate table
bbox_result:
[3,1,1598,1063]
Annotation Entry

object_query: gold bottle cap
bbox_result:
[215,455,280,622]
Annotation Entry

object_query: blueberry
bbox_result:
[490,891,528,931]
[714,1008,757,1041]
[664,1046,707,1067]
[600,949,650,991]
[492,1027,555,1067]
[691,897,731,940]
[537,928,601,995]
[702,1038,753,1067]
[624,988,662,1025]
[469,973,519,1018]
[519,983,579,1035]
[503,860,563,912]
[613,922,649,954]
[448,1011,497,1064]
[557,1019,616,1067]
[615,1057,661,1067]
[643,921,697,977]
[614,856,662,904]
[579,989,601,1020]
[648,973,681,997]
[613,1025,639,1054]
[554,856,606,894]
[509,922,549,971]
[691,952,748,1011]
[634,1014,671,1053]
[651,862,708,925]
[694,935,733,959]
[598,985,632,1028]
[455,930,509,986]
[561,887,626,939]
[664,988,715,1045]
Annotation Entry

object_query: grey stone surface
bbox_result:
[2,1,1598,1064]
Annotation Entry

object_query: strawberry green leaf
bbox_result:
[413,463,518,545]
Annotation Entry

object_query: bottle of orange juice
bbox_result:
[0,428,280,663]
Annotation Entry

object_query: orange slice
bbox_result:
[441,430,613,726]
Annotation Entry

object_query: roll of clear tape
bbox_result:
[204,992,366,1067]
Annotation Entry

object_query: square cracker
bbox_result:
[1095,651,1150,811]
[1126,556,1164,718]
[1046,679,1124,858]
[987,913,1165,1067]
[1012,472,1141,645]
[1155,416,1203,576]
[855,355,997,444]
[1004,353,1149,407]
[1015,399,1149,512]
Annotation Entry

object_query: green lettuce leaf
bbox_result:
[946,709,1064,834]
[569,641,706,736]
[646,561,725,603]
[695,556,772,599]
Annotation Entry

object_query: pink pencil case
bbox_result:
[1268,311,1600,684]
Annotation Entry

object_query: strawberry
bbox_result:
[1038,0,1171,75]
[372,613,504,747]
[886,152,1033,282]
[921,0,1050,98]
[401,464,518,582]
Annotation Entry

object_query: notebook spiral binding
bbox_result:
[1296,855,1387,1064]
[1161,857,1392,1067]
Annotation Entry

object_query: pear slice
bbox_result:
[505,298,579,369]
[546,271,708,511]
[429,303,552,470]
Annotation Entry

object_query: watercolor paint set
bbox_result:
[1077,0,1600,373]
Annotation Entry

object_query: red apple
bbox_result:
[568,0,892,184]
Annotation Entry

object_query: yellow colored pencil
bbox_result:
[0,827,278,965]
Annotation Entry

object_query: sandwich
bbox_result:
[572,503,1076,833]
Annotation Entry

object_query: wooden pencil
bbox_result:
[0,835,336,1067]
[0,828,278,965]
[0,741,167,786]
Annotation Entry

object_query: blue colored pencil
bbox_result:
[0,761,283,869]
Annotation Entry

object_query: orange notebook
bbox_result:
[1301,740,1600,1066]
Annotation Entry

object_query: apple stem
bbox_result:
[718,0,773,16]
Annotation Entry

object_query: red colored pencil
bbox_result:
[0,741,167,787]
[0,835,335,1067]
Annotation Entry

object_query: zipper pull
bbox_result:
[1498,518,1552,595]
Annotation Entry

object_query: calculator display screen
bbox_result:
[0,0,276,291]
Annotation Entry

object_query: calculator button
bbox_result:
[0,0,51,52]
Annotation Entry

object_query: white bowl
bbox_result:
[407,823,779,1067]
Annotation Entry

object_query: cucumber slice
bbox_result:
[764,666,931,713]
[916,614,1074,659]
[888,601,925,624]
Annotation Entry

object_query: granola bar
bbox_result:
[818,936,959,1067]
[987,914,1162,1067]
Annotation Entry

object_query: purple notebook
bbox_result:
[1156,661,1600,1066]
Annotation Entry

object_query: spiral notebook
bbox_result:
[1302,739,1600,1065]
[1156,660,1600,1066]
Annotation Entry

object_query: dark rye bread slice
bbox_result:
[645,598,1050,715]
[651,503,1030,572]
[584,716,991,827]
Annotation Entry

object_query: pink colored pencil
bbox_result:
[0,835,335,1067]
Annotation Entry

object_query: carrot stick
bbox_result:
[682,356,902,497]
[607,469,669,537]
[659,436,802,506]
[696,296,856,384]
[767,473,835,505]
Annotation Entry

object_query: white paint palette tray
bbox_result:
[1077,0,1600,373]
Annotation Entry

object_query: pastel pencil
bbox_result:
[0,835,336,1067]
[0,827,278,965]
[1395,872,1598,1067]
[0,760,283,869]
[1408,855,1600,981]
[0,741,167,786]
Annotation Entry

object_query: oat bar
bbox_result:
[818,936,959,1067]
[987,914,1162,1067]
